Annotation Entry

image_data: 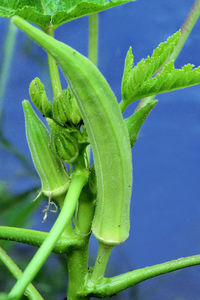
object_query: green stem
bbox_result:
[45,25,62,97]
[88,14,99,65]
[8,170,88,300]
[135,0,200,112]
[0,247,44,300]
[0,21,17,124]
[74,185,95,236]
[85,254,200,297]
[67,245,90,300]
[0,226,82,254]
[91,242,112,283]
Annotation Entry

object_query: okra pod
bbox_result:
[23,100,70,198]
[13,17,132,246]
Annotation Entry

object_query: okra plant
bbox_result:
[0,0,200,299]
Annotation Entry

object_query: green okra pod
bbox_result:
[13,17,132,246]
[23,100,70,199]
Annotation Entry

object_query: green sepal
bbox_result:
[53,88,82,126]
[48,119,79,163]
[125,100,157,147]
[23,100,69,198]
[29,77,52,118]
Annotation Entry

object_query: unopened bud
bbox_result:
[29,77,52,118]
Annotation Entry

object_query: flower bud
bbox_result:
[48,119,79,163]
[53,88,82,126]
[29,77,52,118]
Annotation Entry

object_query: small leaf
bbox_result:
[125,100,157,147]
[131,62,200,101]
[121,46,134,100]
[121,31,200,109]
[121,31,181,103]
[0,0,135,29]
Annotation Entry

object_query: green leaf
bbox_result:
[130,61,200,101]
[125,100,157,147]
[121,31,181,103]
[0,0,135,29]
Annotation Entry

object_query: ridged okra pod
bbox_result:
[23,100,69,198]
[13,17,132,246]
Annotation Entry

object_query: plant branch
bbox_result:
[8,169,88,300]
[88,14,99,65]
[45,25,62,97]
[0,246,44,300]
[85,254,200,297]
[0,226,83,254]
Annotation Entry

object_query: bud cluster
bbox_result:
[28,78,89,166]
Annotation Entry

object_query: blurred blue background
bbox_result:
[0,0,200,299]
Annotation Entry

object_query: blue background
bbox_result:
[0,0,200,299]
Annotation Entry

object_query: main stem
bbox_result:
[8,170,88,300]
[67,244,90,300]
